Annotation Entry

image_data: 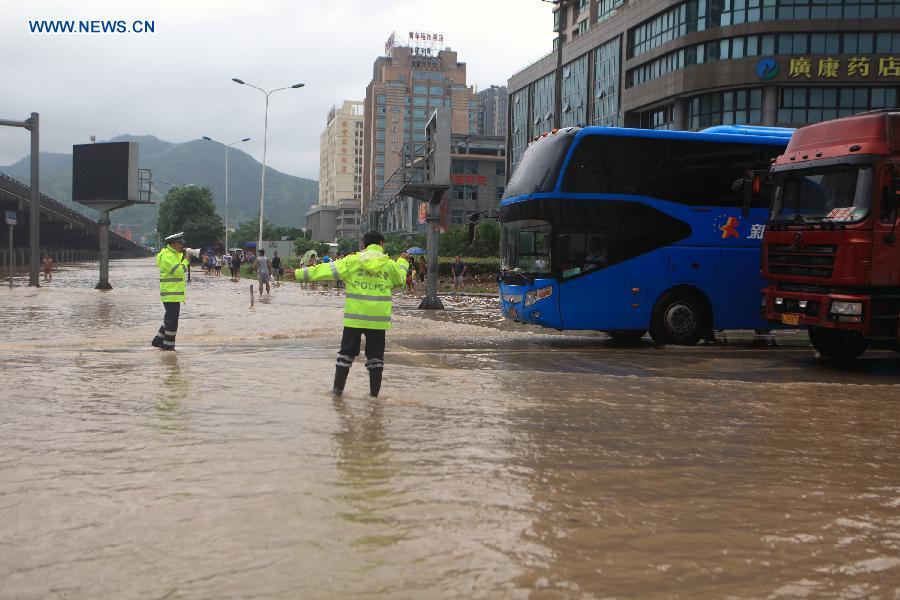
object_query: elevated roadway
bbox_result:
[0,172,151,258]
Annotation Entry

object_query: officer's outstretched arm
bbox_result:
[388,257,410,289]
[294,259,344,284]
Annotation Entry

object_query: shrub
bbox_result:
[430,256,501,277]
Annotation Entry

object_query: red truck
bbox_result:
[761,110,900,359]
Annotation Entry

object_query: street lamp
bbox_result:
[202,135,250,251]
[232,77,305,253]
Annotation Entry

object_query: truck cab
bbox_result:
[761,110,900,359]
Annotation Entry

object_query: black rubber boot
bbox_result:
[368,368,383,398]
[151,337,163,349]
[332,366,350,395]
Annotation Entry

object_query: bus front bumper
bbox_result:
[499,281,561,329]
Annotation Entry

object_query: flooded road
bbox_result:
[1,258,899,598]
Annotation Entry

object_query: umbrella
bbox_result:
[407,247,426,255]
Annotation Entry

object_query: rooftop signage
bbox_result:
[384,30,446,58]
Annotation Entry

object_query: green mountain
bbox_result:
[0,134,318,238]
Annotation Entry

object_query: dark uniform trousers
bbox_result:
[337,327,385,370]
[334,327,386,396]
[152,302,181,350]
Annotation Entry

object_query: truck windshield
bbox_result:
[771,164,874,223]
[501,219,552,275]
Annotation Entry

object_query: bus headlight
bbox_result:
[829,301,862,315]
[525,286,553,307]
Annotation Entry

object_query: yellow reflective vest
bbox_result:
[295,244,408,330]
[156,245,190,303]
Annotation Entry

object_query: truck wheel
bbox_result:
[650,290,709,346]
[606,330,646,345]
[808,327,868,360]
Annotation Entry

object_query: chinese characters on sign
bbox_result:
[747,223,766,240]
[788,56,900,78]
[384,30,446,58]
[825,207,855,221]
[450,174,488,186]
[409,32,444,43]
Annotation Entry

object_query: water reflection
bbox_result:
[506,374,900,596]
[1,259,899,598]
[155,353,187,434]
[332,397,404,548]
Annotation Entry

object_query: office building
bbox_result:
[319,101,364,207]
[508,0,900,171]
[477,85,509,137]
[363,32,480,227]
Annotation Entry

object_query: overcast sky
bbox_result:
[0,0,554,180]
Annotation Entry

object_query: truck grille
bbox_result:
[773,298,821,316]
[768,244,837,278]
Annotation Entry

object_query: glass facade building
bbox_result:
[363,46,479,228]
[508,0,900,172]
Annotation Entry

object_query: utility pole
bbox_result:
[0,113,40,286]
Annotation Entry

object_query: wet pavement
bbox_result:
[1,258,899,598]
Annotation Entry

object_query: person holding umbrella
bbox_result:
[405,247,425,293]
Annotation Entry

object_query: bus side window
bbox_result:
[563,146,608,192]
[556,232,609,278]
[585,234,609,268]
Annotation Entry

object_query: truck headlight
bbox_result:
[829,301,862,315]
[524,286,553,307]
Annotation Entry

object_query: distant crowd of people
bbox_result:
[197,248,471,296]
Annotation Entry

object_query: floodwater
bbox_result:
[1,258,899,599]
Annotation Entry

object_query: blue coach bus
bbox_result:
[498,125,792,345]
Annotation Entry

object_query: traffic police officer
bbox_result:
[151,232,192,351]
[292,230,409,397]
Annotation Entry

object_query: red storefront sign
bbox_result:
[450,174,488,186]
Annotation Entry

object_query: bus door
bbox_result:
[554,231,647,330]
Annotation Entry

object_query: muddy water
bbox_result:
[1,258,899,598]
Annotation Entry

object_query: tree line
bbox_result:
[157,186,501,258]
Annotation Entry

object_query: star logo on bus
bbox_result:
[719,216,741,239]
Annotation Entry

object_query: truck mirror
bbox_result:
[893,177,900,210]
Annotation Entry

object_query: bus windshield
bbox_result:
[501,219,552,275]
[503,131,575,199]
[771,164,874,223]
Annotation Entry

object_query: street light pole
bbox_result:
[202,136,250,251]
[0,113,39,286]
[232,78,304,253]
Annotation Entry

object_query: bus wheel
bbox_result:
[808,327,868,360]
[650,290,709,346]
[606,330,646,345]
